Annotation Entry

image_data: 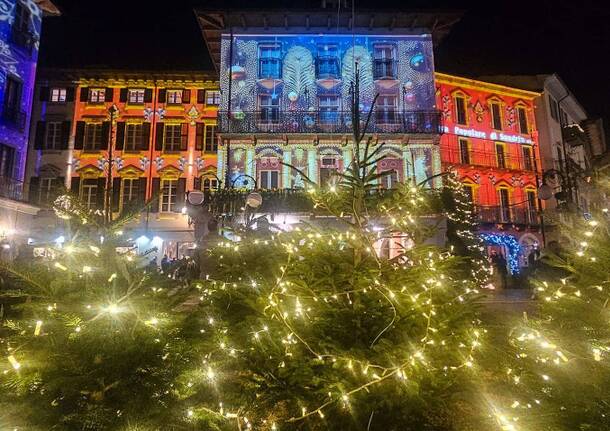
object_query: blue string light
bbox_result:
[479,233,522,274]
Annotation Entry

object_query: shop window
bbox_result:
[259,170,279,189]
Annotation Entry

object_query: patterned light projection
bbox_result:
[0,0,43,181]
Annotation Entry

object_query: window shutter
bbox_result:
[79,87,89,102]
[144,88,153,103]
[119,88,128,102]
[60,121,71,150]
[74,121,86,150]
[197,89,205,104]
[194,176,201,190]
[138,177,147,206]
[28,177,40,203]
[195,123,204,151]
[155,123,164,151]
[96,178,106,209]
[104,88,114,102]
[175,178,186,211]
[180,123,189,151]
[34,121,46,150]
[115,122,126,150]
[39,87,50,102]
[182,89,191,103]
[112,178,121,212]
[70,177,80,195]
[158,89,167,103]
[140,122,151,151]
[150,178,160,212]
[101,121,111,148]
[66,87,75,102]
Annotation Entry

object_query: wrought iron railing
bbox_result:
[0,107,27,131]
[0,176,25,202]
[475,205,540,225]
[441,145,536,172]
[373,58,398,79]
[218,110,443,135]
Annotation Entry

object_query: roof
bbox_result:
[37,68,218,85]
[435,72,541,99]
[194,8,462,71]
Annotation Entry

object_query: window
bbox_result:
[259,44,282,79]
[526,189,538,220]
[205,90,221,106]
[556,145,564,171]
[380,170,399,189]
[319,157,338,186]
[319,95,339,124]
[89,89,105,103]
[160,179,177,212]
[121,178,139,208]
[498,188,510,222]
[128,89,145,104]
[37,178,55,204]
[458,138,471,164]
[495,143,506,169]
[0,144,15,178]
[517,106,528,134]
[373,45,397,79]
[202,177,218,191]
[164,124,182,152]
[376,95,398,123]
[316,44,340,79]
[522,146,534,171]
[560,109,568,126]
[548,95,558,121]
[463,184,475,204]
[166,90,183,105]
[125,123,143,152]
[204,125,217,153]
[84,123,103,151]
[259,95,280,123]
[50,88,67,103]
[259,170,279,189]
[45,122,62,150]
[454,94,467,125]
[490,101,502,130]
[3,76,23,120]
[13,2,31,32]
[82,179,98,209]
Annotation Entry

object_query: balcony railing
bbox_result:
[373,58,398,79]
[0,176,24,202]
[475,205,540,225]
[0,106,27,131]
[441,145,536,171]
[218,110,443,135]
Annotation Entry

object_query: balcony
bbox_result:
[373,59,398,79]
[476,205,540,226]
[0,106,27,132]
[441,145,536,172]
[218,110,443,135]
[0,176,24,202]
[10,27,35,53]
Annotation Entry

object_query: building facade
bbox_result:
[196,9,459,192]
[435,73,543,272]
[25,69,220,257]
[0,0,58,253]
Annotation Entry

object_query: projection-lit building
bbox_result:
[195,8,460,190]
[435,73,543,272]
[0,0,58,252]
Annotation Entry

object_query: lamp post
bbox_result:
[105,104,119,225]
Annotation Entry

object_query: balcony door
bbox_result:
[498,188,511,222]
[259,170,279,190]
[319,157,339,186]
[376,95,398,124]
[373,45,397,79]
[319,95,339,125]
[258,94,280,124]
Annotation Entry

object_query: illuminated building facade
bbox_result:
[435,73,543,272]
[195,9,459,190]
[0,0,58,251]
[26,69,220,257]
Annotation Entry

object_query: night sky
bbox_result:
[38,0,609,124]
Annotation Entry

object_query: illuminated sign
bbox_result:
[448,126,533,145]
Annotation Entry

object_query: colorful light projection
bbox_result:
[480,232,522,274]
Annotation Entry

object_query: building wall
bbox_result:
[435,73,543,270]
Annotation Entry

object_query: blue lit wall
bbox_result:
[0,0,43,181]
[219,33,435,116]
